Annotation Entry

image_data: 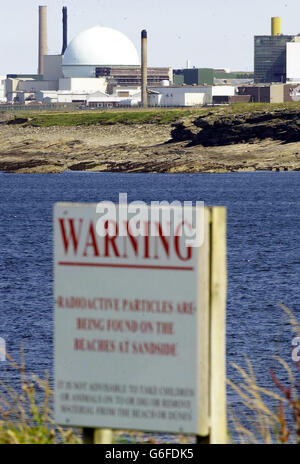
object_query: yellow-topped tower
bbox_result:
[271,17,281,36]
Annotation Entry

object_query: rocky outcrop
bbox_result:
[171,109,300,146]
[6,117,31,126]
[1,109,300,173]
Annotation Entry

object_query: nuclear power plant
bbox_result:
[4,5,171,107]
[2,9,300,107]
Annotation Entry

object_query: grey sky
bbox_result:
[1,0,299,75]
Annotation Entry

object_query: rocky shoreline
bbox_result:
[1,108,300,173]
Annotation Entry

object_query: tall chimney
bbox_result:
[61,6,68,55]
[141,29,148,108]
[271,17,281,36]
[38,6,48,75]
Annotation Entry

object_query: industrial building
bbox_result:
[8,8,300,108]
[148,85,211,107]
[254,17,300,84]
[148,84,238,107]
[286,38,300,82]
[254,35,293,83]
[238,82,300,103]
[173,68,253,86]
[87,90,141,108]
[3,5,249,108]
[173,68,214,86]
[4,6,171,106]
[0,77,6,102]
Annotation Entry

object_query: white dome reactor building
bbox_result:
[5,6,172,106]
[62,26,140,78]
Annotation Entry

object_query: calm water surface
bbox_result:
[0,171,299,436]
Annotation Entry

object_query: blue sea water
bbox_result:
[0,171,299,439]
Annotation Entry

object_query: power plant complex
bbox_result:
[3,5,172,107]
[254,16,300,83]
[1,9,300,107]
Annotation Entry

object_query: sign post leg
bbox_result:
[82,428,94,444]
[94,428,114,444]
[209,207,227,444]
[196,435,210,444]
[82,428,113,444]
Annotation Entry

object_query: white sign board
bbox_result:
[54,203,210,434]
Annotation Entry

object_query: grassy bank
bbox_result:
[0,353,82,444]
[5,101,300,128]
[228,305,300,444]
[9,109,202,127]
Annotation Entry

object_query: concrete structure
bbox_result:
[254,18,300,84]
[211,85,236,98]
[238,83,300,103]
[5,6,172,105]
[141,29,148,108]
[174,68,214,86]
[212,95,251,104]
[108,85,142,97]
[214,78,254,85]
[38,6,48,75]
[6,77,57,103]
[62,26,140,78]
[238,84,281,102]
[60,25,170,92]
[255,18,293,83]
[254,35,293,83]
[148,86,211,107]
[214,70,254,82]
[6,77,36,102]
[87,90,140,108]
[36,89,89,104]
[174,68,253,86]
[286,40,300,82]
[286,84,300,101]
[43,55,63,81]
[95,66,172,87]
[59,77,107,93]
[0,77,6,102]
[185,68,214,86]
[37,88,141,107]
[148,85,236,107]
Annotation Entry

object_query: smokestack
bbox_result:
[271,17,281,36]
[141,29,148,108]
[38,6,48,75]
[61,6,68,55]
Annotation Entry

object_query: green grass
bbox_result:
[210,101,300,115]
[0,352,82,444]
[7,101,300,128]
[228,305,300,445]
[15,109,204,127]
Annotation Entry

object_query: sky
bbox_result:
[1,0,300,75]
